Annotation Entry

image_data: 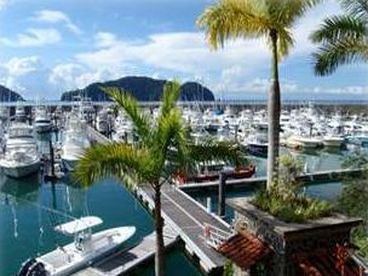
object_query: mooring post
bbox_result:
[206,197,212,213]
[234,124,239,143]
[49,140,55,177]
[218,171,227,217]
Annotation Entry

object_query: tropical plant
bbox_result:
[311,0,368,75]
[74,81,245,276]
[197,0,321,188]
[252,155,333,223]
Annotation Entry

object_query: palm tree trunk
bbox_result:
[154,184,165,276]
[267,29,281,189]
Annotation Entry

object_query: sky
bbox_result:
[0,0,367,101]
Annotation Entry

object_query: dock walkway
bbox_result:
[86,126,231,273]
[72,226,178,276]
[137,185,230,273]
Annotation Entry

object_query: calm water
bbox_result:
[0,133,202,276]
[191,182,343,222]
[252,147,348,177]
[0,133,351,276]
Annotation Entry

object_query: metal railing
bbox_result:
[203,223,233,249]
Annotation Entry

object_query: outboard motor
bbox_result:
[27,262,47,276]
[17,259,47,276]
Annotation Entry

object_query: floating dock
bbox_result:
[136,185,231,274]
[178,168,364,193]
[72,226,178,276]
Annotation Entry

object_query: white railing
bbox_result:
[203,223,233,249]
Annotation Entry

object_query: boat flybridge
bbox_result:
[18,216,136,276]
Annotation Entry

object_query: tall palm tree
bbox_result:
[74,81,244,276]
[311,0,368,75]
[197,0,321,188]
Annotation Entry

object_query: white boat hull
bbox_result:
[37,226,136,276]
[323,137,344,147]
[0,160,40,178]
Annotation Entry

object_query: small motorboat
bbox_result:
[18,216,136,276]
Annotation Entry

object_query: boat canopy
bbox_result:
[54,216,103,235]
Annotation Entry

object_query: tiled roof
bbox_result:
[217,230,271,270]
[294,245,364,276]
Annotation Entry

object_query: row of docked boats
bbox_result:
[0,105,91,179]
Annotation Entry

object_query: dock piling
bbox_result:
[218,172,226,217]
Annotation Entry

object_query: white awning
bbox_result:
[54,216,103,235]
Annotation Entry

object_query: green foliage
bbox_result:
[197,0,321,57]
[223,260,234,276]
[252,155,333,223]
[341,151,368,169]
[74,80,245,189]
[338,169,368,257]
[311,0,368,75]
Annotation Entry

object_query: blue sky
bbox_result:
[0,0,367,100]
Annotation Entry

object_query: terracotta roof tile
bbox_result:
[218,230,271,270]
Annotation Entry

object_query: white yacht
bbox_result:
[0,122,40,178]
[61,112,90,171]
[14,105,26,122]
[34,106,52,133]
[243,123,268,156]
[18,216,136,276]
[96,108,109,134]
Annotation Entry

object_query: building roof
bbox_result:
[294,245,364,276]
[218,230,271,270]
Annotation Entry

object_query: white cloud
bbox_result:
[0,28,61,47]
[31,10,82,34]
[0,0,7,11]
[3,56,40,77]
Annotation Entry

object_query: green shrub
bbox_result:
[251,154,333,223]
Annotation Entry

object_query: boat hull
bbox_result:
[0,160,40,178]
[36,226,136,276]
[247,144,268,157]
[61,158,78,172]
[35,124,51,133]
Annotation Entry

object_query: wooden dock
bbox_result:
[86,126,232,274]
[179,168,364,193]
[72,226,178,276]
[136,185,231,273]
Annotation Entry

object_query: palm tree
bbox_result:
[74,81,244,276]
[311,0,368,75]
[197,0,321,188]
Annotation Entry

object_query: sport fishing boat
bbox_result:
[61,111,90,171]
[34,106,52,133]
[0,122,40,178]
[17,216,136,276]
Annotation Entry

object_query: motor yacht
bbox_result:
[0,122,40,178]
[61,112,90,171]
[34,106,52,133]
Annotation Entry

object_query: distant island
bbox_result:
[0,85,24,102]
[60,76,215,102]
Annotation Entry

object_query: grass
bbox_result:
[251,187,333,223]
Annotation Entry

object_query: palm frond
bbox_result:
[188,140,246,168]
[310,15,367,44]
[154,109,189,177]
[73,143,152,187]
[160,81,181,118]
[313,39,368,76]
[197,0,268,49]
[103,87,151,142]
[340,0,368,19]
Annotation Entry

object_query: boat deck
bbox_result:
[72,226,178,275]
